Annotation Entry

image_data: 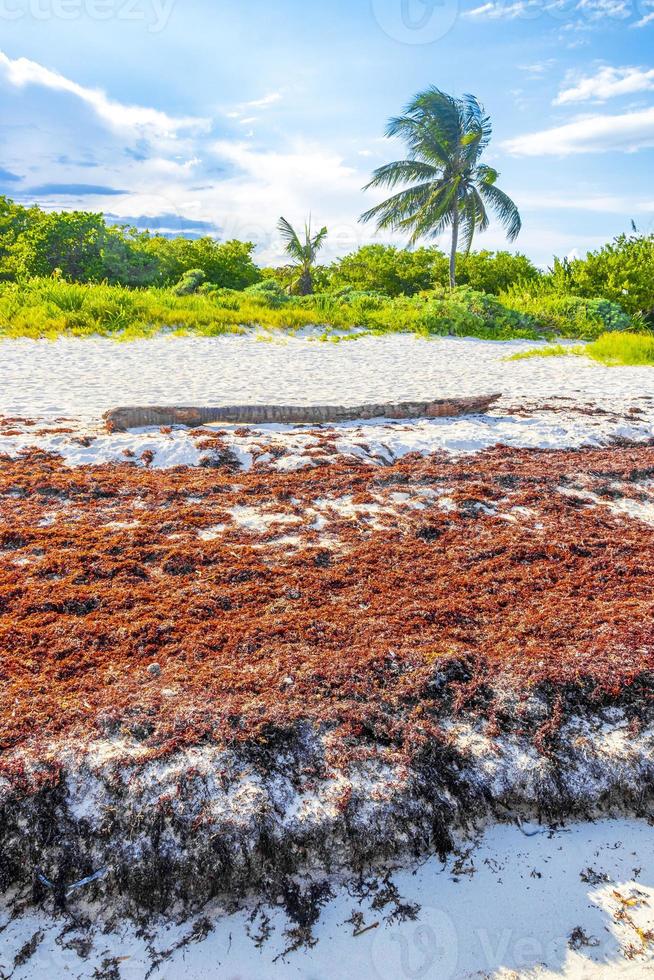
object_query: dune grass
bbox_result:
[508,332,654,366]
[508,343,581,361]
[0,277,639,344]
[0,279,543,341]
[584,331,654,365]
[0,281,317,340]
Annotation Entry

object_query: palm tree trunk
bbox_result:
[298,268,313,295]
[105,394,502,431]
[449,207,459,289]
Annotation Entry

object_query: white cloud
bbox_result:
[244,92,282,110]
[575,0,630,18]
[516,190,654,212]
[464,0,633,20]
[465,1,534,19]
[504,106,654,155]
[201,139,368,260]
[224,92,283,125]
[144,156,201,176]
[519,60,556,75]
[0,50,209,140]
[0,52,364,262]
[555,66,654,104]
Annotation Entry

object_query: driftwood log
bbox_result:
[104,394,500,432]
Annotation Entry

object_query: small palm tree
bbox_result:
[277,216,328,295]
[360,87,521,288]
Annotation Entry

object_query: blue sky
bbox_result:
[1,0,653,264]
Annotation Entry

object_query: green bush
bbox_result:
[501,284,632,339]
[298,286,541,340]
[243,279,289,306]
[0,196,262,290]
[326,245,541,297]
[329,245,438,297]
[433,250,541,294]
[173,268,206,296]
[585,331,654,365]
[141,236,261,290]
[259,264,331,294]
[548,234,654,322]
[0,199,158,286]
[415,287,537,338]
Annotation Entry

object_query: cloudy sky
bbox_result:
[1,0,653,264]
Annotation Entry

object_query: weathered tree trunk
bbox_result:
[449,206,459,290]
[297,268,313,295]
[104,393,501,432]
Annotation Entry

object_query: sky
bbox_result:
[0,0,653,266]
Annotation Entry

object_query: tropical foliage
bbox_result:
[359,87,521,287]
[328,244,539,297]
[0,194,651,347]
[276,216,328,294]
[329,245,436,296]
[548,233,654,323]
[0,196,260,290]
[0,275,630,342]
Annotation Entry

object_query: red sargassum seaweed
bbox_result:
[0,443,653,772]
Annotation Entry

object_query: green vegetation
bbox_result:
[509,332,654,367]
[328,245,539,297]
[508,344,579,361]
[0,279,308,339]
[276,216,328,295]
[0,276,632,342]
[500,285,632,336]
[0,196,260,290]
[547,234,654,322]
[360,87,521,287]
[0,193,653,349]
[585,332,654,365]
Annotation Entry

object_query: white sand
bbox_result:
[1,334,651,417]
[0,334,652,468]
[3,818,653,979]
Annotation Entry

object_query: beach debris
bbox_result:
[103,394,502,432]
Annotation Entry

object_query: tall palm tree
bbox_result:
[277,216,328,295]
[360,88,521,288]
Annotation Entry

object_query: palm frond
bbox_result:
[310,225,328,258]
[405,180,460,244]
[406,87,463,149]
[477,183,522,241]
[407,206,454,245]
[277,217,304,261]
[459,187,488,253]
[475,164,499,186]
[385,116,451,167]
[460,93,492,162]
[359,182,438,228]
[363,160,440,192]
